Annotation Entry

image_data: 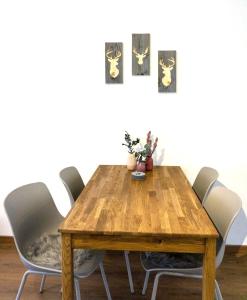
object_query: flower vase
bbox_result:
[127,153,136,170]
[146,156,153,171]
[136,161,146,172]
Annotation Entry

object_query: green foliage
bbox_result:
[122,131,140,154]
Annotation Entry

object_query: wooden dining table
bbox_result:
[59,165,218,300]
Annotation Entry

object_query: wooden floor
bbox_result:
[0,247,247,300]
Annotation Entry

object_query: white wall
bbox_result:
[0,0,247,244]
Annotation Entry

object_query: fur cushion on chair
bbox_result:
[141,252,203,269]
[25,233,93,270]
[142,236,223,270]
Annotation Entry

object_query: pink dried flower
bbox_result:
[147,131,152,146]
[145,131,158,157]
[151,137,158,155]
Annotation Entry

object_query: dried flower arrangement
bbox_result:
[135,131,158,172]
[136,131,158,162]
[122,130,158,172]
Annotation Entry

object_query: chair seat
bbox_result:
[141,252,203,271]
[76,250,104,277]
[23,233,104,276]
[4,182,112,300]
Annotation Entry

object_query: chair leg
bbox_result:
[124,250,134,293]
[151,272,161,300]
[215,280,223,300]
[74,278,81,300]
[142,271,150,295]
[16,270,31,300]
[39,274,46,293]
[99,262,112,300]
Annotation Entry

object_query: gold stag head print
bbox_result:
[133,47,149,65]
[106,49,121,79]
[159,57,175,87]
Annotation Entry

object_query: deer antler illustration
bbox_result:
[133,47,149,65]
[159,57,175,87]
[106,49,121,79]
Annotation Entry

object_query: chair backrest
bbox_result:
[192,167,219,204]
[4,182,63,260]
[204,186,242,267]
[59,166,85,207]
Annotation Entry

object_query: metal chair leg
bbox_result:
[151,272,161,300]
[39,274,46,293]
[124,250,134,293]
[16,270,31,300]
[215,280,223,300]
[74,278,81,300]
[142,271,150,295]
[99,262,112,300]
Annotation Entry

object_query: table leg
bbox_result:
[202,238,216,300]
[61,233,74,300]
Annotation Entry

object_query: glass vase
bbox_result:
[146,156,153,171]
[136,161,146,172]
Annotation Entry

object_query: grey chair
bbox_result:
[192,166,219,204]
[59,166,135,294]
[140,186,242,300]
[4,182,112,300]
[59,166,85,207]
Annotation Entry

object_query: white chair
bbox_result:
[192,166,219,204]
[59,166,135,294]
[140,186,242,300]
[4,182,112,300]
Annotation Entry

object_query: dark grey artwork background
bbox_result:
[158,50,176,93]
[105,42,123,84]
[132,34,150,76]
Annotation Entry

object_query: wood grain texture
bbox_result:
[59,165,218,300]
[105,42,123,84]
[59,166,218,239]
[61,233,73,300]
[132,33,150,75]
[158,50,176,93]
[72,235,205,253]
[0,236,15,249]
[202,238,216,300]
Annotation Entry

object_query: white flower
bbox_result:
[134,143,145,153]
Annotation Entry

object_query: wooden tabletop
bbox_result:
[59,165,218,239]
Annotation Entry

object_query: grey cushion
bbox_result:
[142,236,223,270]
[141,252,203,269]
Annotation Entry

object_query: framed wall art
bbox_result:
[158,50,176,93]
[132,34,150,76]
[105,42,123,84]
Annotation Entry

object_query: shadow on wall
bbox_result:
[153,148,165,166]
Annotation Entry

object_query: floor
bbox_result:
[0,247,247,299]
